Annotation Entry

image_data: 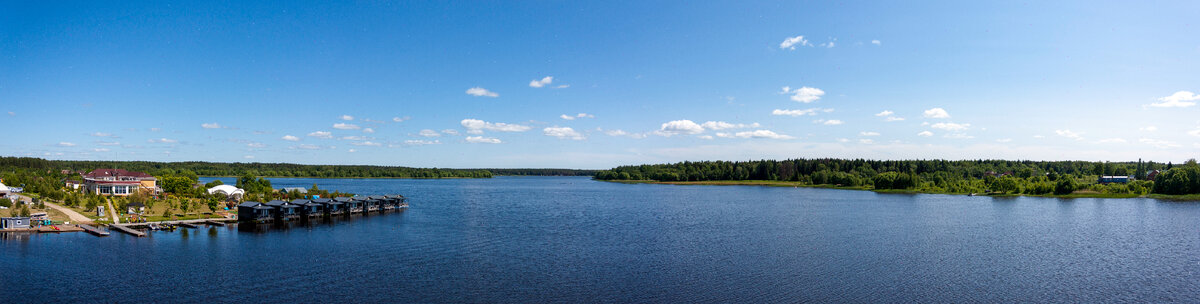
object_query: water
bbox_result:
[3,176,1199,303]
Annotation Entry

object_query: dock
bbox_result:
[205,220,226,227]
[177,222,201,228]
[109,225,146,237]
[78,224,110,236]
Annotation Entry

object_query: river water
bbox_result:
[2,176,1198,302]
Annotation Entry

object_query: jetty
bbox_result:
[109,225,146,237]
[78,224,110,236]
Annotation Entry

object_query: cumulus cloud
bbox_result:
[247,142,266,148]
[772,108,833,117]
[350,141,382,147]
[201,123,222,129]
[780,86,825,103]
[917,131,933,137]
[291,144,322,150]
[347,149,356,153]
[341,115,354,121]
[465,136,502,144]
[333,123,361,130]
[701,121,760,130]
[714,130,795,140]
[654,120,705,136]
[1140,126,1158,132]
[461,119,532,134]
[560,113,594,120]
[544,127,585,140]
[930,122,970,131]
[860,131,880,136]
[1055,129,1083,140]
[148,138,178,143]
[93,148,110,152]
[97,141,120,146]
[90,132,116,137]
[604,129,646,139]
[923,108,950,118]
[466,87,499,97]
[1148,91,1199,108]
[392,116,409,122]
[529,76,554,88]
[308,131,333,139]
[341,135,369,141]
[871,40,881,45]
[814,119,843,125]
[282,135,300,141]
[779,35,810,49]
[58,142,76,147]
[419,129,441,137]
[1140,138,1180,149]
[875,110,894,117]
[442,129,460,136]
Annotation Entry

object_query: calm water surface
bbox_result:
[3,176,1199,303]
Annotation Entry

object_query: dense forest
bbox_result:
[0,157,493,179]
[482,168,599,176]
[595,158,1200,196]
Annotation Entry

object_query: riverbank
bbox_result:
[603,179,1172,200]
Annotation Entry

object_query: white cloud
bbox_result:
[698,135,714,140]
[466,87,499,97]
[1148,91,1199,108]
[1140,138,1180,149]
[201,123,222,129]
[917,131,933,137]
[350,141,382,146]
[419,129,441,137]
[544,127,585,140]
[392,116,409,122]
[860,131,880,136]
[97,141,120,146]
[560,113,593,120]
[604,129,646,139]
[930,122,970,131]
[819,41,835,48]
[341,115,354,121]
[529,76,553,88]
[347,149,356,153]
[772,108,832,116]
[923,108,951,118]
[148,138,178,144]
[341,135,369,140]
[461,119,532,134]
[244,155,255,159]
[308,131,333,139]
[859,139,873,144]
[1188,129,1200,137]
[944,133,975,139]
[282,135,300,141]
[875,110,905,121]
[871,40,881,45]
[780,86,825,103]
[1055,129,1083,140]
[720,130,794,139]
[247,142,266,148]
[655,120,705,136]
[814,119,843,125]
[1095,138,1127,144]
[465,136,502,144]
[149,128,160,132]
[1033,135,1045,138]
[291,144,321,150]
[1140,126,1158,132]
[996,138,1013,143]
[701,121,760,130]
[90,132,115,137]
[363,128,375,133]
[442,129,460,136]
[885,116,906,122]
[779,35,810,49]
[404,139,441,146]
[875,110,894,117]
[333,123,361,130]
[92,148,110,152]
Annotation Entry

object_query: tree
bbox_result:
[0,198,11,208]
[18,204,30,217]
[204,179,223,188]
[1054,176,1077,195]
[160,176,194,195]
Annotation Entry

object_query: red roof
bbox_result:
[84,169,153,179]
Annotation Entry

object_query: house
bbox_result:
[64,179,82,190]
[0,182,9,196]
[312,198,344,215]
[126,202,146,215]
[264,200,300,221]
[82,169,158,196]
[237,201,274,223]
[387,194,408,208]
[336,197,361,213]
[292,199,324,218]
[1,217,31,230]
[281,187,308,194]
[356,196,381,213]
[1098,176,1132,184]
[1147,170,1161,181]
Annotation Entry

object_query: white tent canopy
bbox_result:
[207,184,244,199]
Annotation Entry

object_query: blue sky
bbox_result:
[2,1,1198,169]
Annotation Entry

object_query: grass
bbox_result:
[599,179,1180,200]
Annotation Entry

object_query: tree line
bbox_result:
[0,157,493,179]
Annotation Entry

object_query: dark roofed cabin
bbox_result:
[336,197,362,214]
[389,194,408,209]
[313,198,344,216]
[265,200,301,221]
[237,201,274,223]
[292,199,323,219]
[376,195,396,211]
[358,196,381,213]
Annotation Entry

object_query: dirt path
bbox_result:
[42,201,93,224]
[106,198,120,224]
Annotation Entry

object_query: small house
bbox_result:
[237,201,274,223]
[336,197,361,213]
[358,196,381,212]
[264,200,301,221]
[1098,176,1132,184]
[292,199,324,218]
[1,217,30,230]
[126,202,146,215]
[1147,170,1161,181]
[312,198,343,215]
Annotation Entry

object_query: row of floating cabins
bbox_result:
[236,195,408,223]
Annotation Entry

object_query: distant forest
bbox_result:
[482,168,598,176]
[595,158,1200,196]
[0,157,493,179]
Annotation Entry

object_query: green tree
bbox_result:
[160,176,194,195]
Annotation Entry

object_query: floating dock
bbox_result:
[177,222,201,229]
[204,220,226,227]
[78,224,110,236]
[109,225,146,237]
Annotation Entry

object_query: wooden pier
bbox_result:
[78,224,110,236]
[177,222,201,229]
[205,220,226,227]
[109,225,146,237]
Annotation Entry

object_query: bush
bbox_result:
[0,198,11,208]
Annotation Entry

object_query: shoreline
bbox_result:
[600,179,1189,200]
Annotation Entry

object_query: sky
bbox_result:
[2,1,1199,169]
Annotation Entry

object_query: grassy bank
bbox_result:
[602,179,1187,200]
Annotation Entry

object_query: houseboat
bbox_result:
[292,199,324,219]
[313,198,344,216]
[337,197,362,214]
[357,196,381,213]
[237,201,274,223]
[264,200,301,221]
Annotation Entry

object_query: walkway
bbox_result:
[42,201,94,224]
[106,198,120,224]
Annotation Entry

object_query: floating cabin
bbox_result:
[292,199,324,219]
[387,194,409,209]
[312,198,344,215]
[336,197,362,214]
[355,196,380,213]
[264,200,301,221]
[237,202,274,223]
[375,195,395,211]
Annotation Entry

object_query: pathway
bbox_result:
[42,201,94,224]
[106,198,120,224]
